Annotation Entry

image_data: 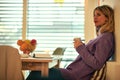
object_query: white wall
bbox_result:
[114,0,120,63]
[99,0,114,7]
[84,0,98,43]
[106,0,120,80]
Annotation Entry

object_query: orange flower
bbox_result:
[17,39,37,54]
[20,43,28,50]
[17,40,24,46]
[31,39,37,45]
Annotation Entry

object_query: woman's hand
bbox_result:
[73,38,83,48]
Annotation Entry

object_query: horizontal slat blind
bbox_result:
[0,0,85,60]
[27,0,85,59]
[0,0,23,47]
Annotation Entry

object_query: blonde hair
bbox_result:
[94,5,114,34]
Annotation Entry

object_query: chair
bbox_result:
[52,47,66,56]
[0,45,24,80]
[90,63,106,80]
[52,47,66,68]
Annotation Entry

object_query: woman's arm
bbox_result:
[75,34,114,70]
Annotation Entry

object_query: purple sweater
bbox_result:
[59,32,114,80]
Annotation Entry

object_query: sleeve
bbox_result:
[76,37,114,70]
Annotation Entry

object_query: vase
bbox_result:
[23,50,31,54]
[20,51,31,58]
[20,53,30,58]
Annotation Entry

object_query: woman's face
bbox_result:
[94,10,108,27]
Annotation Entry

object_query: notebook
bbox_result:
[33,53,53,58]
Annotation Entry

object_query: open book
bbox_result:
[33,53,53,58]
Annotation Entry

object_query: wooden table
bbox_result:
[21,56,61,77]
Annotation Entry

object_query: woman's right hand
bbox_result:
[73,38,83,48]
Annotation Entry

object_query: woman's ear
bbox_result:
[105,20,108,22]
[105,18,108,22]
[104,19,108,24]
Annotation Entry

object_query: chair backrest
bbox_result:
[0,45,24,80]
[90,63,106,80]
[52,47,66,55]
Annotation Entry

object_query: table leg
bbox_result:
[41,63,49,77]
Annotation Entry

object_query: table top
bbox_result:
[21,55,63,62]
[21,57,52,62]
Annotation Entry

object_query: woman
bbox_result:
[26,5,115,80]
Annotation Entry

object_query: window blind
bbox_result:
[0,0,85,62]
[27,0,85,60]
[0,0,23,47]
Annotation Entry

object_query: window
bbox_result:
[27,0,85,62]
[0,0,23,47]
[0,0,85,65]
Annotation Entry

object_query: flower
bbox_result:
[17,39,37,54]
